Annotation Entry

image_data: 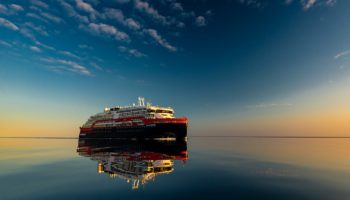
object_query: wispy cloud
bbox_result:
[30,0,49,9]
[85,22,130,42]
[23,22,48,36]
[0,4,7,14]
[301,0,317,10]
[78,44,93,50]
[195,16,206,27]
[237,0,265,8]
[60,1,89,24]
[246,103,293,109]
[9,4,24,12]
[26,13,49,23]
[171,2,184,12]
[30,46,42,52]
[76,0,98,20]
[40,57,92,76]
[125,18,141,30]
[334,50,350,59]
[237,0,337,10]
[0,40,12,47]
[0,3,24,15]
[145,29,177,52]
[103,8,141,31]
[76,0,95,13]
[0,17,19,31]
[118,46,146,58]
[34,40,56,51]
[59,50,81,59]
[103,8,124,22]
[90,62,103,71]
[298,0,337,10]
[41,12,63,24]
[0,4,24,15]
[134,0,168,25]
[19,28,36,40]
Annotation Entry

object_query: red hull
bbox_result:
[80,117,188,133]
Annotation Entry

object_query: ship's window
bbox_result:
[155,110,173,114]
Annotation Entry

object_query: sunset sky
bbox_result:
[1,0,350,137]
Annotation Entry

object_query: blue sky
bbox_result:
[1,0,350,136]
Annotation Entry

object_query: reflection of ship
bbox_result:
[80,97,188,139]
[77,138,188,189]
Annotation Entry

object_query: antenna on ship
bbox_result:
[138,97,145,106]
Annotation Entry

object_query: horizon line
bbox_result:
[1,136,350,139]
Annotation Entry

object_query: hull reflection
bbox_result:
[77,138,188,189]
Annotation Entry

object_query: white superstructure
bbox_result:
[82,97,175,128]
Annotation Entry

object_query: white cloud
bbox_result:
[87,22,130,41]
[103,8,141,31]
[1,3,25,15]
[103,8,124,22]
[30,0,49,9]
[246,103,293,109]
[0,4,24,15]
[9,4,24,11]
[24,22,48,36]
[40,57,92,76]
[125,18,141,30]
[76,0,98,20]
[145,29,177,52]
[300,0,337,10]
[79,44,93,50]
[30,46,42,52]
[334,50,350,59]
[19,28,36,40]
[195,16,206,27]
[34,40,56,51]
[237,0,264,8]
[171,2,183,11]
[76,0,95,13]
[0,17,19,31]
[177,21,185,28]
[301,0,317,10]
[60,51,81,59]
[325,0,337,6]
[179,11,195,19]
[0,4,7,14]
[69,62,91,76]
[0,40,12,47]
[41,12,63,24]
[285,0,294,4]
[118,46,146,58]
[90,62,103,70]
[26,13,49,23]
[60,1,89,24]
[134,0,168,25]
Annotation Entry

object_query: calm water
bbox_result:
[1,137,350,200]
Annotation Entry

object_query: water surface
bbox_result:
[1,137,350,200]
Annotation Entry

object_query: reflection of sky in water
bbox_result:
[1,138,350,200]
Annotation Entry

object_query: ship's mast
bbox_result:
[138,97,145,106]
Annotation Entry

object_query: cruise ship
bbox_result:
[79,97,188,139]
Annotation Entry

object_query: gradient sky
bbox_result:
[1,0,350,136]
